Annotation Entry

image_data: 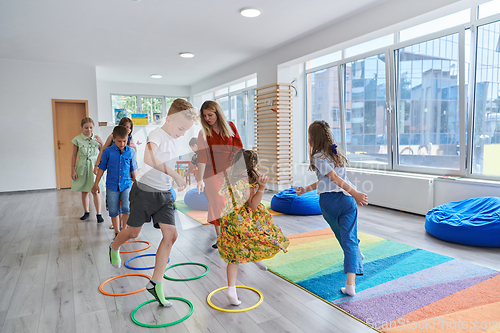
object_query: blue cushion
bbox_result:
[271,187,322,215]
[171,189,177,202]
[425,197,500,247]
[184,188,209,211]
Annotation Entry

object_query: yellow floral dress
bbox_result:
[217,179,289,264]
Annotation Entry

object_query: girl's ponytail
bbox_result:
[308,120,348,171]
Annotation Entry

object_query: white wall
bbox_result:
[434,178,500,207]
[96,80,191,123]
[0,58,98,192]
[96,81,201,167]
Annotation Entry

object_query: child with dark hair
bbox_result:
[92,125,138,236]
[94,117,137,229]
[217,149,289,306]
[94,117,136,174]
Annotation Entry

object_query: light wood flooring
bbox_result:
[0,189,498,333]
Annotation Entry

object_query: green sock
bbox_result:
[109,246,121,268]
[147,280,172,307]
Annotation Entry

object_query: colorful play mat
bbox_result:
[264,228,500,333]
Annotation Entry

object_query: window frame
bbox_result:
[302,3,500,181]
[466,11,500,181]
[110,94,189,125]
[389,26,467,176]
[305,47,393,170]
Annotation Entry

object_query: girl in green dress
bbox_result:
[218,149,289,306]
[71,117,104,222]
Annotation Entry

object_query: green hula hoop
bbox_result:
[131,296,193,328]
[163,262,209,281]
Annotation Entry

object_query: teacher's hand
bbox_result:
[197,180,205,194]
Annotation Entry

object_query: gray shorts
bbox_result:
[127,182,175,228]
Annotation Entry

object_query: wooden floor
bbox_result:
[0,189,499,333]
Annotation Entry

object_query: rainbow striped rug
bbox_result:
[264,228,500,333]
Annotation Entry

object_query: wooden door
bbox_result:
[52,100,88,189]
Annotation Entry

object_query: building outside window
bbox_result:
[472,20,500,177]
[111,95,187,125]
[395,34,460,170]
[345,54,387,165]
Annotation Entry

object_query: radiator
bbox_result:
[347,169,436,215]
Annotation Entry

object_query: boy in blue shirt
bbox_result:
[92,125,138,237]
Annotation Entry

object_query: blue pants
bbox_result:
[106,187,131,218]
[319,191,363,275]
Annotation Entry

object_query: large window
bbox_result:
[304,3,500,180]
[395,34,460,170]
[345,54,388,165]
[111,95,137,124]
[111,95,187,125]
[199,76,257,149]
[472,21,500,177]
[306,66,341,143]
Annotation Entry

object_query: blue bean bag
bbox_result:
[184,188,209,211]
[425,197,500,247]
[171,189,177,202]
[271,187,322,215]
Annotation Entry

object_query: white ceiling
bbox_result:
[0,0,387,86]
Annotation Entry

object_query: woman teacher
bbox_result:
[196,101,243,248]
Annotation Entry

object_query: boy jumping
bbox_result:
[108,99,198,307]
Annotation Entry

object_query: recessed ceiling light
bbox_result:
[151,74,162,79]
[179,52,194,58]
[240,8,261,18]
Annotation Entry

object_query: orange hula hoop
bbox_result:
[99,273,151,296]
[120,240,151,253]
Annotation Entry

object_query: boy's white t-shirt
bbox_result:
[136,127,179,192]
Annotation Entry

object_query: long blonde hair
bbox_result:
[308,120,348,171]
[200,101,234,138]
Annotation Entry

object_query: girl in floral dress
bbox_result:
[217,149,289,306]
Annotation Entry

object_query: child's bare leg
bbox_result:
[109,226,142,268]
[341,273,356,296]
[93,191,102,214]
[80,192,90,220]
[121,213,129,230]
[112,226,141,250]
[212,224,221,248]
[110,216,120,235]
[226,263,241,305]
[147,223,177,307]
